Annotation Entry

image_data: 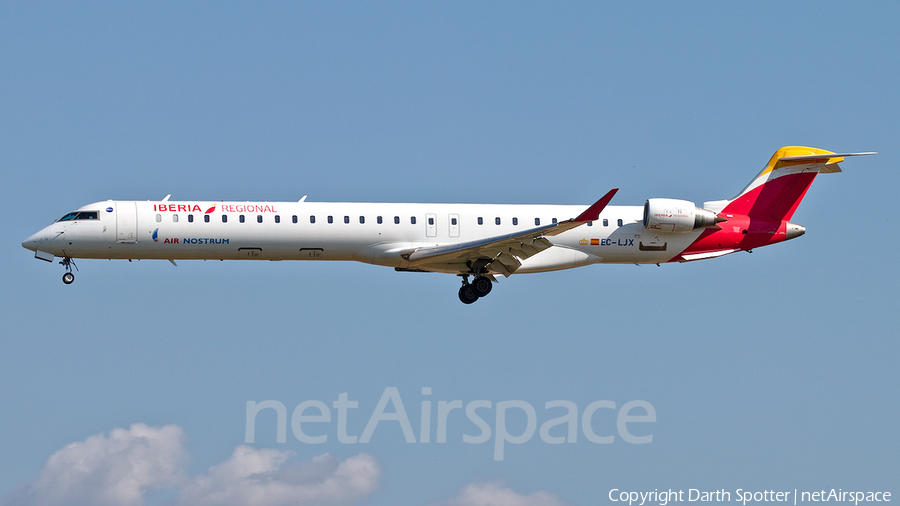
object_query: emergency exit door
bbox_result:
[116,202,138,243]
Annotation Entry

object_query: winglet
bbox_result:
[574,188,618,222]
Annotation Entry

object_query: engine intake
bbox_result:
[643,198,721,233]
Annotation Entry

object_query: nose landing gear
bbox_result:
[60,257,78,284]
[458,275,494,304]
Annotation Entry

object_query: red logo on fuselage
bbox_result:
[154,204,203,212]
[152,203,278,213]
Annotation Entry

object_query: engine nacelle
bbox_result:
[643,198,720,233]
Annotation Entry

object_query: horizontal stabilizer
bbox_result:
[779,152,877,162]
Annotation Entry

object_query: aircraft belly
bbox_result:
[546,226,700,265]
[516,247,602,273]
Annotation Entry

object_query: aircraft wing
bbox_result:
[401,188,618,276]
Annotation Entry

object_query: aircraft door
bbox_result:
[426,213,437,237]
[448,213,460,237]
[116,201,138,243]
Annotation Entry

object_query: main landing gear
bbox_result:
[458,275,493,304]
[60,257,78,284]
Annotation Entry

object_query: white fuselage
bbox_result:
[24,200,703,274]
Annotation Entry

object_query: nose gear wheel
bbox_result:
[59,256,78,284]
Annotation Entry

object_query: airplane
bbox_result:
[22,146,873,304]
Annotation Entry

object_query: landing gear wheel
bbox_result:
[59,256,78,284]
[472,276,492,297]
[458,284,479,304]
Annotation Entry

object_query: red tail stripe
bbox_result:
[723,172,817,221]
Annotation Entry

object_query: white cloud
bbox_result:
[4,425,379,506]
[448,481,566,506]
[5,423,187,506]
[5,424,556,506]
[177,447,380,506]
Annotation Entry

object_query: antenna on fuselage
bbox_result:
[162,194,171,201]
[299,195,307,202]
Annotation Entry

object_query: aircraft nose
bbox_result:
[22,232,41,251]
[22,227,56,252]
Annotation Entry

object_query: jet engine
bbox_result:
[643,198,721,233]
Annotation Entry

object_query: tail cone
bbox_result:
[785,222,806,240]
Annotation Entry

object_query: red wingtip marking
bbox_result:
[575,188,618,222]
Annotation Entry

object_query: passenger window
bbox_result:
[410,216,416,225]
[587,221,592,226]
[428,217,434,225]
[275,215,281,223]
[204,215,210,223]
[308,215,314,224]
[394,216,400,224]
[257,215,263,223]
[535,218,540,226]
[451,217,457,225]
[512,217,518,226]
[377,216,383,224]
[188,214,194,223]
[239,215,245,223]
[222,215,228,223]
[478,217,483,225]
[173,214,179,223]
[344,216,349,224]
[156,214,162,222]
[328,216,333,224]
[617,219,623,226]
[552,218,558,224]
[359,216,365,224]
[495,217,501,225]
[603,219,608,227]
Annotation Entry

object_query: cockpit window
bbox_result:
[57,211,99,222]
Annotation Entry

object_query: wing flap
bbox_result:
[401,189,617,275]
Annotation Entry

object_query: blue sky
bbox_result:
[1,3,897,505]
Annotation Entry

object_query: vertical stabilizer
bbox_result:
[721,146,869,221]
